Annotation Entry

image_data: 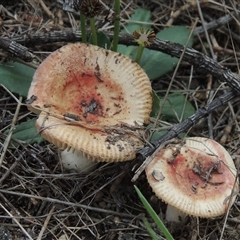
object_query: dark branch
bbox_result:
[0,37,36,62]
[1,31,240,161]
[137,90,238,160]
[9,31,240,94]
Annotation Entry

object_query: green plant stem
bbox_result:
[135,45,144,63]
[80,13,87,43]
[112,0,120,51]
[90,17,98,45]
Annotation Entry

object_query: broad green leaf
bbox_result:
[117,8,194,79]
[151,91,195,122]
[5,119,43,146]
[121,8,152,34]
[0,62,35,97]
[139,26,194,79]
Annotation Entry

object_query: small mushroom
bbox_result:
[145,137,239,221]
[27,43,152,171]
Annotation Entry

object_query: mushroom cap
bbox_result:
[145,137,238,218]
[28,43,152,161]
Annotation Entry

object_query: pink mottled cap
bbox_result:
[27,43,152,162]
[145,137,238,217]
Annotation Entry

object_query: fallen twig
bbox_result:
[2,29,240,163]
[137,90,238,160]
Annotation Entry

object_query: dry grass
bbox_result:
[0,0,240,239]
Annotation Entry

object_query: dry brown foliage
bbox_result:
[0,0,240,239]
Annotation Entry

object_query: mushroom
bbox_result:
[27,43,152,172]
[145,137,238,222]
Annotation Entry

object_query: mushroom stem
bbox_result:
[165,205,188,225]
[60,149,98,174]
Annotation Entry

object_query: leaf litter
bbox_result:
[0,1,240,239]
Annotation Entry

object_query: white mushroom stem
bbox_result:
[165,204,188,225]
[60,149,97,174]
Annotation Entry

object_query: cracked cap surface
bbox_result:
[27,43,152,162]
[145,137,238,217]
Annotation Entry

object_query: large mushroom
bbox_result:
[145,137,238,222]
[27,43,152,171]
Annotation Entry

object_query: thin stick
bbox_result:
[37,205,55,240]
[0,189,136,219]
[0,96,22,168]
[39,0,54,19]
[0,203,33,240]
[152,19,198,131]
[54,215,83,240]
[137,90,237,160]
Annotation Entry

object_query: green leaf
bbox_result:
[134,185,174,240]
[121,8,152,33]
[5,119,43,146]
[142,217,159,240]
[150,130,168,141]
[151,91,195,122]
[150,130,187,142]
[139,26,194,79]
[0,62,35,97]
[117,8,194,79]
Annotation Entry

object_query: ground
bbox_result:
[0,0,240,239]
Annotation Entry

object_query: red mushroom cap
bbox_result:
[145,137,238,217]
[27,43,152,161]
